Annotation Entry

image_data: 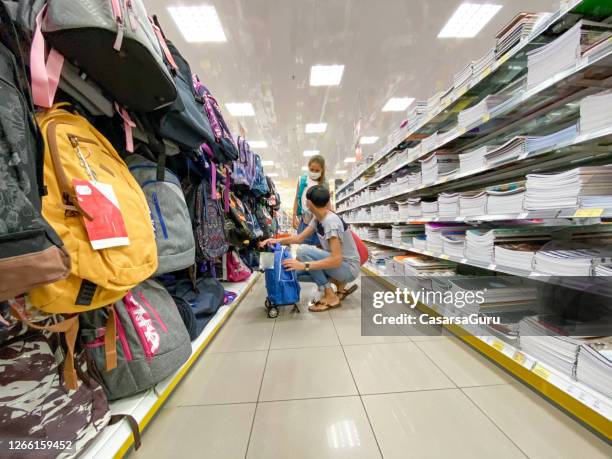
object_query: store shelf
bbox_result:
[81,273,261,459]
[336,0,606,200]
[361,263,612,439]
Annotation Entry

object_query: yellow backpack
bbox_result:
[29,105,158,314]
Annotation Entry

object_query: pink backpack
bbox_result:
[225,250,251,282]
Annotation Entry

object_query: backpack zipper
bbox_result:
[152,192,168,239]
[123,292,160,363]
[137,291,168,333]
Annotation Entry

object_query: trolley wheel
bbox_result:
[267,307,279,318]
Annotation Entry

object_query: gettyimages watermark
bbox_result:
[359,274,612,337]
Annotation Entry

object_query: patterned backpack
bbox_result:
[184,178,229,261]
[252,154,270,197]
[193,75,238,164]
[232,136,256,188]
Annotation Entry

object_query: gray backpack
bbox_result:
[126,153,195,275]
[80,280,191,401]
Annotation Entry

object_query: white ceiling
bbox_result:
[147,0,558,191]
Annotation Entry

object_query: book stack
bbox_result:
[525,123,578,152]
[412,235,428,250]
[459,145,499,173]
[473,47,496,76]
[421,199,439,218]
[378,227,393,244]
[401,255,456,276]
[486,183,526,214]
[392,225,425,246]
[494,242,546,271]
[420,152,459,185]
[579,90,612,135]
[595,264,612,276]
[449,277,539,315]
[371,248,406,270]
[396,198,412,220]
[441,233,466,258]
[459,191,488,217]
[495,12,543,59]
[438,192,459,219]
[484,136,534,165]
[534,241,612,276]
[524,165,612,210]
[457,95,507,129]
[406,101,428,130]
[527,20,612,89]
[453,62,473,97]
[388,202,400,221]
[408,171,422,189]
[421,132,438,154]
[466,226,556,264]
[425,223,469,253]
[427,92,443,114]
[576,337,612,398]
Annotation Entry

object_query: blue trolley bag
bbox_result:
[265,244,300,306]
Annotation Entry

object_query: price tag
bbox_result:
[513,351,526,365]
[481,113,490,123]
[440,254,450,260]
[439,176,449,184]
[480,67,491,79]
[487,263,497,271]
[533,364,550,380]
[498,53,510,65]
[517,212,528,219]
[460,258,468,264]
[458,128,466,135]
[573,208,603,218]
[491,340,505,352]
[423,250,433,256]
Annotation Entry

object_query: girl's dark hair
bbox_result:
[308,155,326,183]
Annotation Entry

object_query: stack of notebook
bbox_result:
[459,191,488,217]
[580,90,612,135]
[388,202,400,221]
[420,152,459,184]
[459,145,499,173]
[425,223,469,253]
[406,101,428,130]
[401,255,456,276]
[494,242,546,271]
[576,337,612,398]
[453,62,473,97]
[408,171,422,188]
[371,248,406,270]
[412,235,427,250]
[524,165,612,210]
[595,264,612,276]
[378,228,393,244]
[438,192,460,219]
[495,12,544,59]
[421,132,438,153]
[484,136,534,165]
[527,20,612,89]
[421,200,439,218]
[486,182,526,214]
[525,123,578,152]
[441,233,466,258]
[458,95,507,129]
[408,198,422,218]
[427,92,443,114]
[450,277,539,315]
[466,226,556,264]
[392,225,425,246]
[533,241,612,276]
[474,47,496,76]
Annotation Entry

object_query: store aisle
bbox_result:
[129,277,611,459]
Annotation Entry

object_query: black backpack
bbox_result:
[0,4,69,301]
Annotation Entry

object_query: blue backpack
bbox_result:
[252,154,270,197]
[265,244,300,306]
[233,137,256,188]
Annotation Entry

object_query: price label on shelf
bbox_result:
[512,351,526,365]
[498,53,510,65]
[487,263,497,271]
[423,250,433,256]
[458,128,466,135]
[533,364,551,380]
[480,67,491,79]
[517,212,528,219]
[573,208,603,218]
[440,254,450,260]
[491,340,505,352]
[481,113,490,123]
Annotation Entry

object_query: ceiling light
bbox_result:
[225,102,254,117]
[344,157,357,163]
[267,172,279,177]
[261,160,274,166]
[249,140,267,149]
[167,6,227,43]
[303,150,319,157]
[382,97,415,112]
[438,3,502,38]
[359,136,379,145]
[305,123,327,133]
[301,166,309,171]
[309,65,345,86]
[335,169,347,174]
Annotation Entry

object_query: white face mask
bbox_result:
[309,171,321,181]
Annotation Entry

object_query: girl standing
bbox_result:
[293,155,326,246]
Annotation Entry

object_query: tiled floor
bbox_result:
[130,277,612,459]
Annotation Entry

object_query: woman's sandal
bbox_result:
[308,300,341,312]
[336,284,358,301]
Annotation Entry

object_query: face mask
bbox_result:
[309,171,321,181]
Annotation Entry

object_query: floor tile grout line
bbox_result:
[459,386,530,458]
[330,313,386,459]
[411,339,460,390]
[244,277,275,459]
